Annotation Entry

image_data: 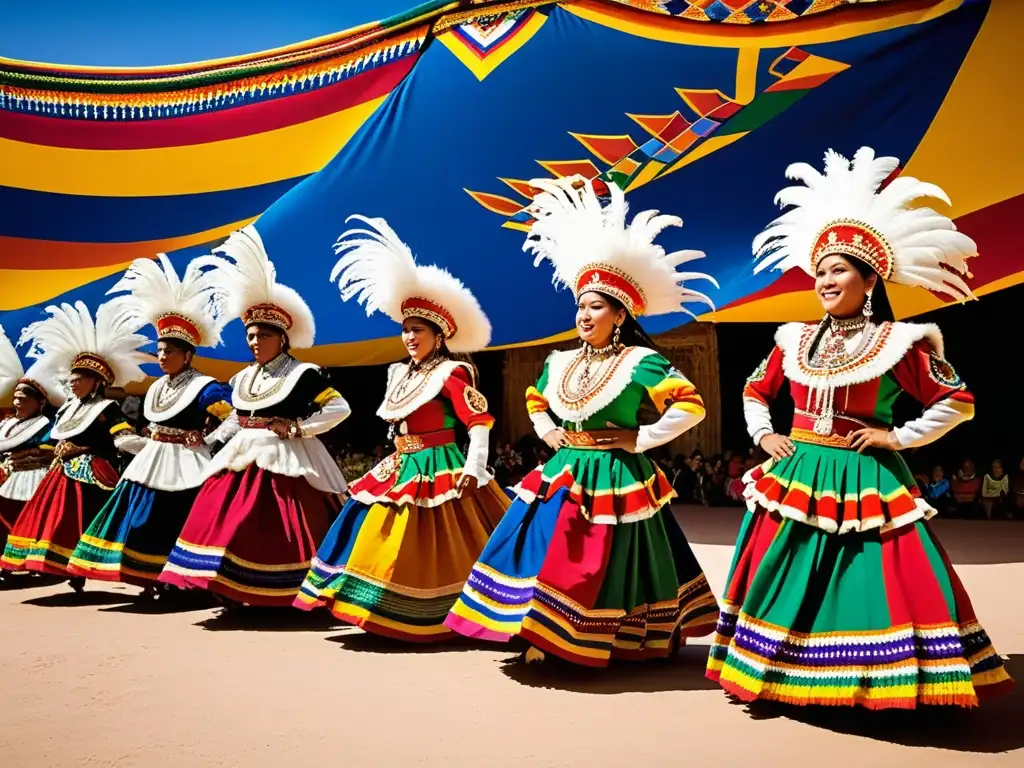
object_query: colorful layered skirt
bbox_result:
[158,466,339,606]
[706,441,1015,708]
[67,481,199,586]
[445,447,720,667]
[0,458,117,575]
[295,444,509,641]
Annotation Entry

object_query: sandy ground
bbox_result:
[0,506,1020,768]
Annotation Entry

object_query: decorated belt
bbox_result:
[790,412,890,449]
[394,429,456,454]
[239,416,281,430]
[147,425,196,445]
[563,431,615,450]
[8,455,52,471]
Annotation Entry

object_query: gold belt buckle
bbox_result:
[563,431,597,448]
[396,434,425,454]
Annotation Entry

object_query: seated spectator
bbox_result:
[981,459,1010,520]
[951,459,982,518]
[1014,457,1024,520]
[924,465,956,515]
[671,454,696,504]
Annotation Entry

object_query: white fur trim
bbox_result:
[775,320,943,390]
[332,215,492,352]
[542,346,657,424]
[375,359,473,422]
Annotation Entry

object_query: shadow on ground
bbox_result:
[22,589,133,608]
[738,654,1024,754]
[327,629,515,655]
[500,644,720,694]
[194,605,343,632]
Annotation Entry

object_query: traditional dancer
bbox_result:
[446,177,720,666]
[67,255,233,593]
[0,301,148,588]
[0,328,59,564]
[159,226,351,607]
[294,215,508,641]
[706,147,1014,708]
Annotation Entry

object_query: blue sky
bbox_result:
[0,1,416,66]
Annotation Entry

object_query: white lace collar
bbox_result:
[231,357,319,412]
[0,415,50,452]
[144,370,215,423]
[50,397,115,440]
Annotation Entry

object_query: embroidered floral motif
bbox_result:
[371,453,400,482]
[928,352,962,388]
[746,355,770,385]
[463,385,488,415]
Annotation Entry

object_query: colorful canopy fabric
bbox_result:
[1,0,1020,375]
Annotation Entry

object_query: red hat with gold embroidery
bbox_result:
[522,175,717,319]
[331,215,492,354]
[213,225,316,349]
[752,147,976,301]
[107,253,231,350]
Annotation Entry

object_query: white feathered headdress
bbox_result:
[0,325,65,406]
[18,300,149,390]
[331,215,492,354]
[0,326,22,404]
[522,176,717,318]
[752,146,976,301]
[213,225,316,349]
[106,253,231,349]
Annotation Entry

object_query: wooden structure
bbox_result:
[500,323,721,456]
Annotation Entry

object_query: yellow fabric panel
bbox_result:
[0,96,386,196]
[902,0,1024,218]
[205,401,233,421]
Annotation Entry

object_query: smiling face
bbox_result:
[12,383,42,420]
[576,291,627,349]
[402,317,442,364]
[156,339,193,377]
[814,254,877,319]
[69,370,100,400]
[246,324,286,365]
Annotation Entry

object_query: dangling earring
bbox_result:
[612,324,622,350]
[862,293,873,319]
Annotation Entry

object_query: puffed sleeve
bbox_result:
[743,345,786,447]
[108,402,147,455]
[525,356,557,439]
[631,354,706,454]
[296,368,351,438]
[441,365,493,484]
[889,339,974,449]
[197,380,233,422]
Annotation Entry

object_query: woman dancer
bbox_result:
[159,226,351,607]
[706,147,1014,708]
[0,328,58,566]
[446,177,720,667]
[294,215,508,641]
[68,255,233,594]
[0,301,148,588]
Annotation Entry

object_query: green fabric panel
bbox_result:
[874,373,903,425]
[594,512,679,611]
[393,443,466,484]
[539,446,661,493]
[916,522,958,617]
